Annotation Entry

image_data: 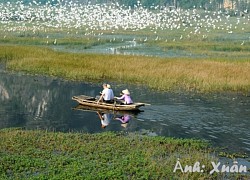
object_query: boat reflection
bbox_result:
[114,114,132,128]
[73,105,138,129]
[73,105,142,116]
[96,111,113,128]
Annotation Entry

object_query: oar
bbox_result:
[136,102,151,106]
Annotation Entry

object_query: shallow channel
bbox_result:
[0,67,249,157]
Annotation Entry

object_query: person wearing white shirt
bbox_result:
[97,83,114,103]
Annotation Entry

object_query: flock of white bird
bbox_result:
[0,1,249,42]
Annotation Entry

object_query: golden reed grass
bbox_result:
[1,45,249,93]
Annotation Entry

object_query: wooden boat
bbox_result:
[72,95,145,111]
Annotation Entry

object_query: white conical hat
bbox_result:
[122,89,130,95]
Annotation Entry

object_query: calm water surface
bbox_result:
[0,68,249,156]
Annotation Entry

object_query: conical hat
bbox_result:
[122,89,130,95]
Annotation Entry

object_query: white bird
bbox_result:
[0,0,248,54]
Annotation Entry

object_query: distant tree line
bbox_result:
[1,0,249,12]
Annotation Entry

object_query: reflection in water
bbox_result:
[0,84,9,100]
[0,69,250,156]
[97,111,113,128]
[73,105,136,130]
[96,111,132,129]
[115,114,131,128]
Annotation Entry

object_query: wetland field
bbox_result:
[0,1,250,179]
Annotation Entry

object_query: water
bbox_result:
[50,39,204,58]
[0,68,250,157]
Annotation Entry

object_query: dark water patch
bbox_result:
[0,69,249,157]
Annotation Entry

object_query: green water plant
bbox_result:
[0,128,220,179]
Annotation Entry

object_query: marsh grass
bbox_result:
[155,39,250,54]
[0,34,115,48]
[1,45,249,93]
[0,128,220,179]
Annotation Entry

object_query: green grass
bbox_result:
[0,34,115,48]
[0,128,220,179]
[0,45,249,93]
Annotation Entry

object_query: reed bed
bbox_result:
[0,35,113,48]
[0,45,249,93]
[0,128,220,179]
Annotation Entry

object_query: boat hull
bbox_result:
[72,95,145,111]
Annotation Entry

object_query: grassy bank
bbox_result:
[0,128,221,179]
[1,45,249,93]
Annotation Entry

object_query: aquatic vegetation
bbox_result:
[0,128,219,179]
[1,45,249,93]
[219,151,249,159]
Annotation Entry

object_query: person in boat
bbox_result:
[97,83,114,104]
[97,111,113,129]
[115,89,133,105]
